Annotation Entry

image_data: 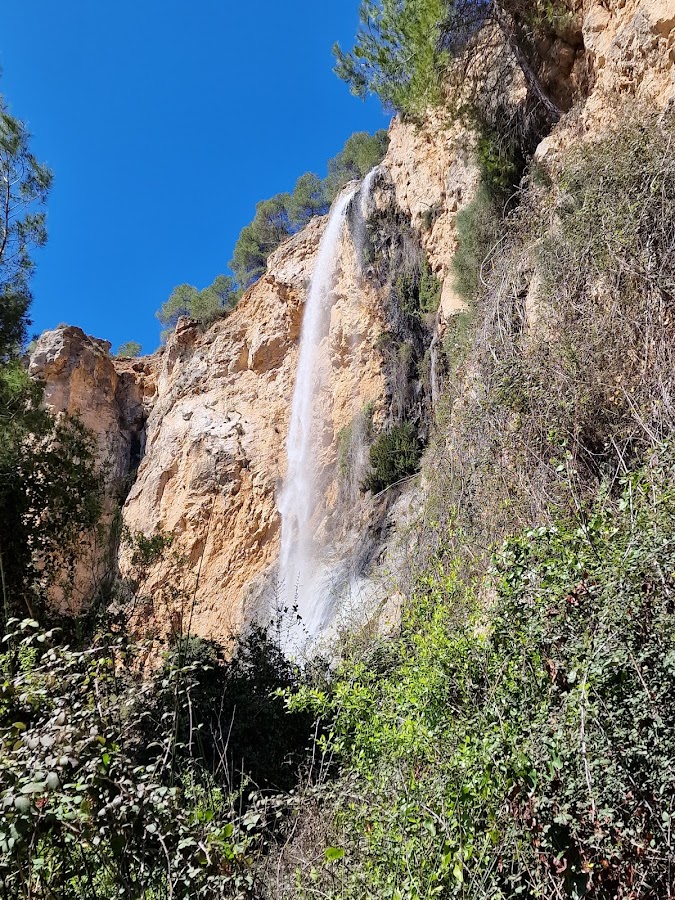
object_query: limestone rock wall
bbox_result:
[118,213,389,643]
[384,115,480,320]
[29,326,158,611]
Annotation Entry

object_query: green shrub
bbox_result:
[0,364,103,624]
[156,274,239,341]
[115,340,142,357]
[0,623,243,897]
[148,626,313,793]
[475,126,522,196]
[286,461,675,898]
[392,259,442,320]
[451,182,502,304]
[363,421,421,493]
[0,615,313,897]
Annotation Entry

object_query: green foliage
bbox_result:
[115,340,142,357]
[229,194,294,290]
[0,620,294,898]
[149,627,313,793]
[286,172,328,230]
[324,130,390,201]
[451,182,503,303]
[21,418,101,578]
[230,131,388,291]
[156,274,239,341]
[0,394,103,622]
[333,0,450,115]
[287,464,675,898]
[363,421,421,494]
[475,125,522,196]
[125,527,174,568]
[0,94,52,357]
[393,258,442,319]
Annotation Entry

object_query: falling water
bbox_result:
[277,168,385,652]
[277,186,357,647]
[353,165,381,269]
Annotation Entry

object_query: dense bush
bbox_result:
[0,617,315,898]
[363,421,422,494]
[156,274,239,342]
[115,340,142,357]
[392,258,442,319]
[284,460,675,898]
[147,627,313,793]
[426,111,675,563]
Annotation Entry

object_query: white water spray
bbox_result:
[277,187,357,646]
[353,166,381,268]
[277,168,385,651]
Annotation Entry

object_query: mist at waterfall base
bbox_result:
[276,172,380,655]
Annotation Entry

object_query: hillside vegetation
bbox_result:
[272,107,675,898]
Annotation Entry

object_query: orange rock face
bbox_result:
[117,214,391,643]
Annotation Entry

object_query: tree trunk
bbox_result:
[492,2,562,123]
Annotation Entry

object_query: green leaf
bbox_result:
[325,846,345,862]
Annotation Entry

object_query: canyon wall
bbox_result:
[29,0,675,641]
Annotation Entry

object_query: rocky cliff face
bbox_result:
[29,0,675,640]
[28,326,157,611]
[118,213,391,642]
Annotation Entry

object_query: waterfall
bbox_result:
[354,165,381,269]
[277,168,383,652]
[277,186,357,647]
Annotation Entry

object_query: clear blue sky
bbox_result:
[1,2,388,353]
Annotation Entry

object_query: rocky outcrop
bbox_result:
[537,0,675,159]
[30,326,157,482]
[384,115,479,321]
[584,0,675,110]
[29,326,158,611]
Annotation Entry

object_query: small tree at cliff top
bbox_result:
[324,130,390,200]
[334,0,563,121]
[116,340,142,357]
[156,274,239,342]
